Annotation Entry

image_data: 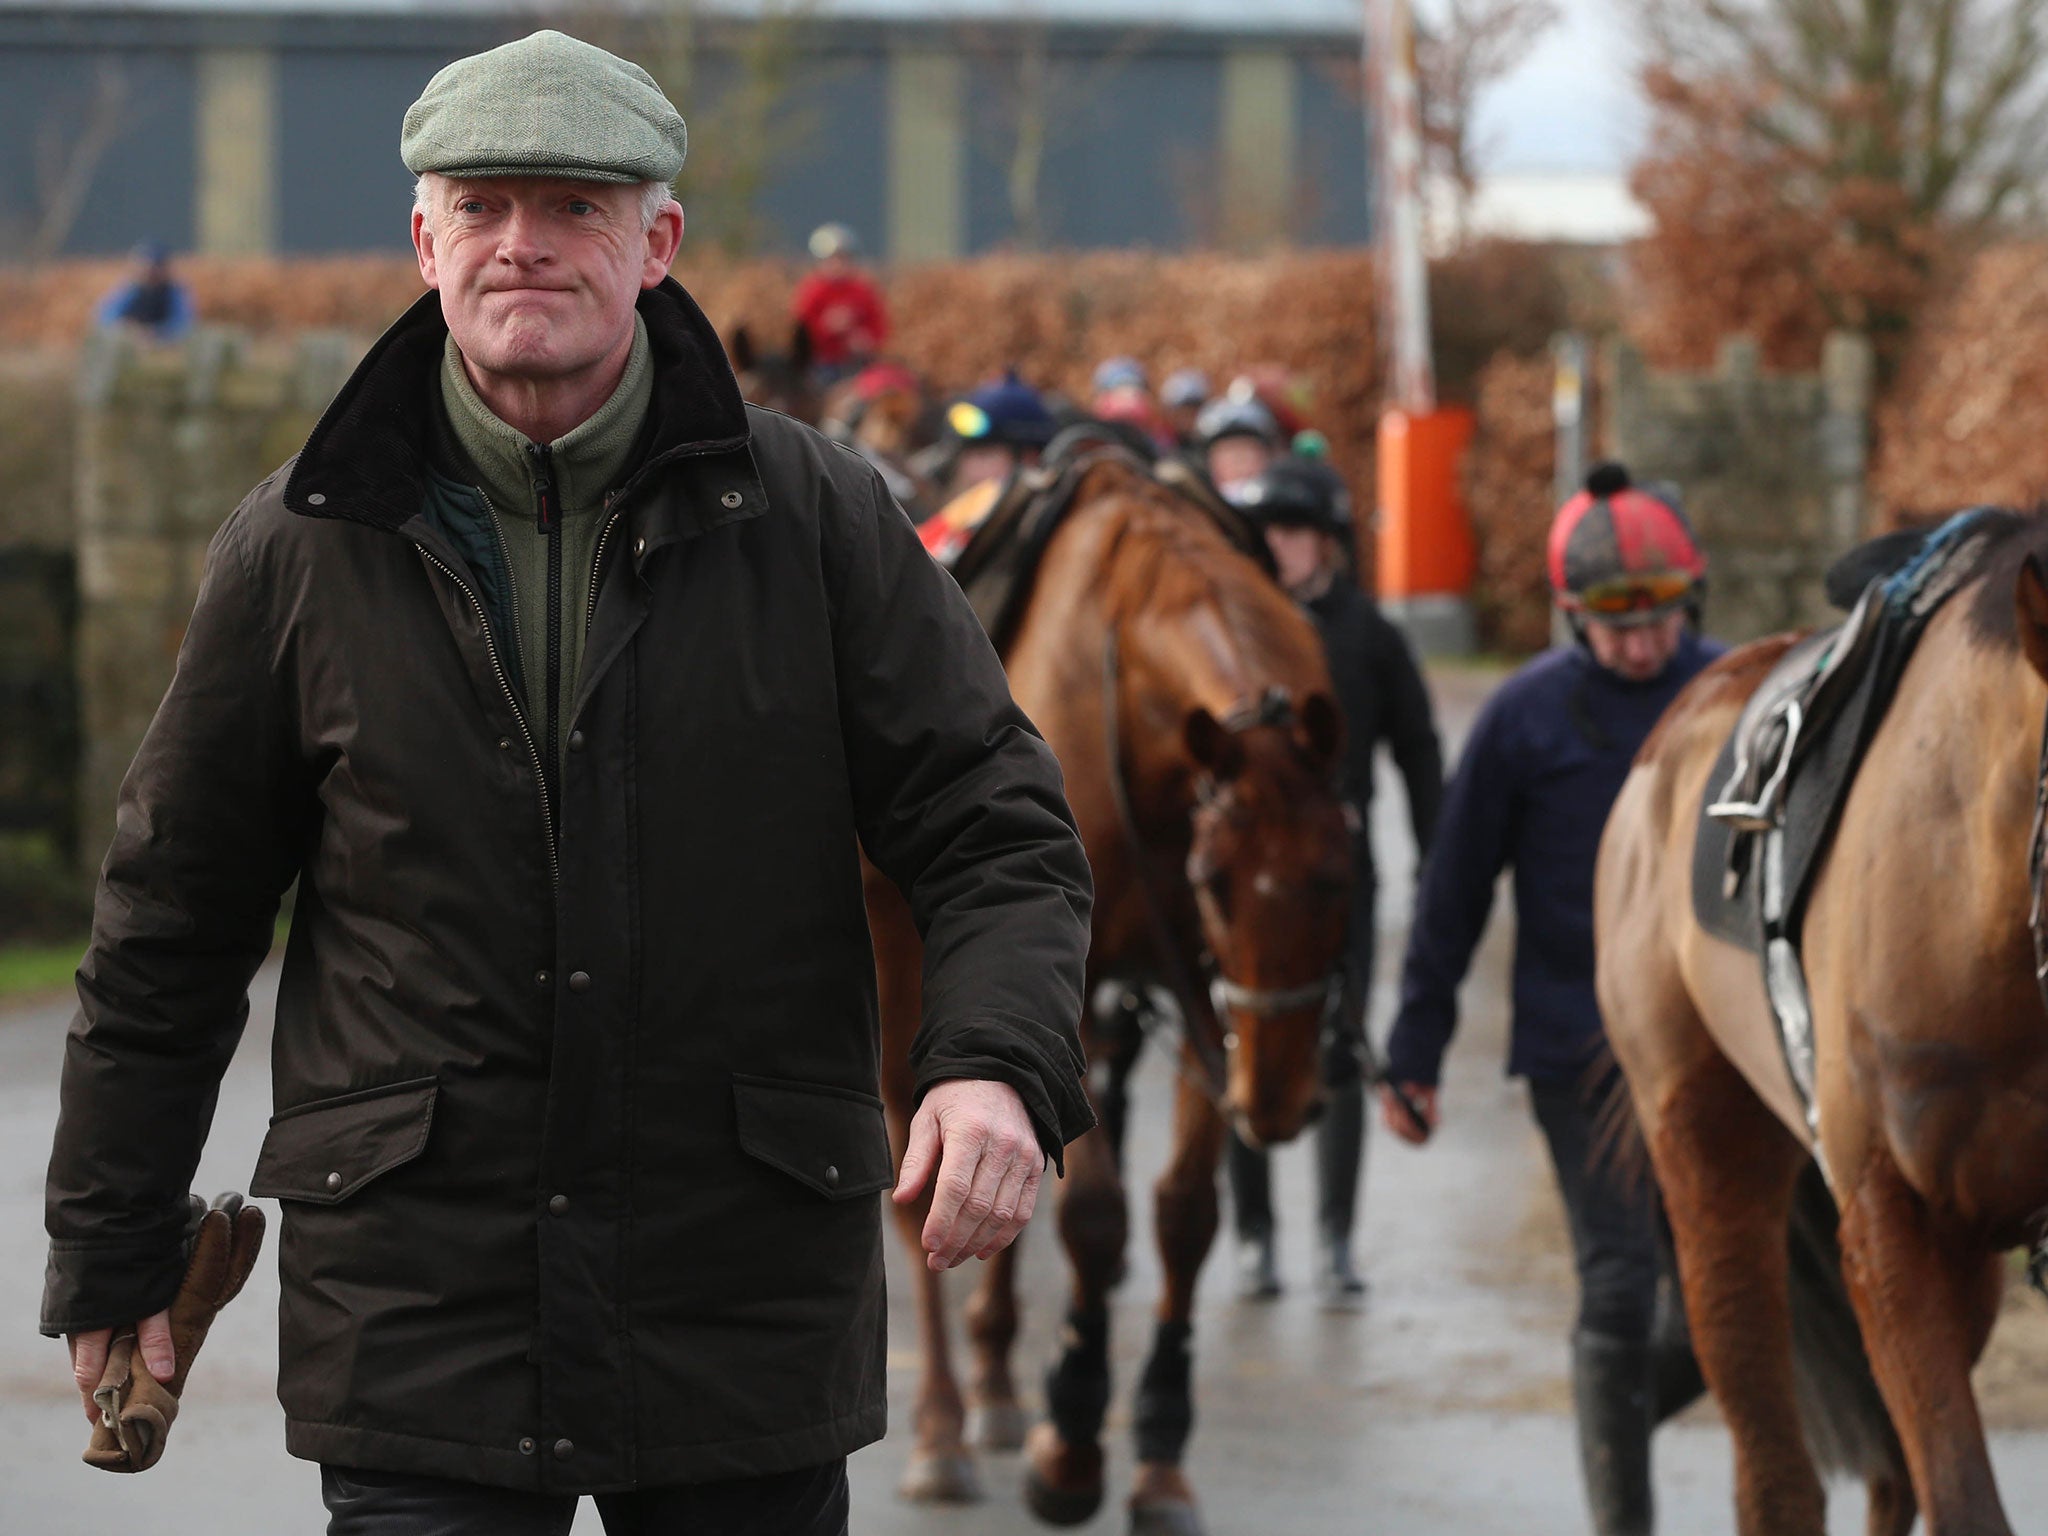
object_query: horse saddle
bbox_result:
[1690,508,2005,1125]
[935,435,1267,654]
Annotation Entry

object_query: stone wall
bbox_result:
[1607,332,1872,643]
[72,328,360,862]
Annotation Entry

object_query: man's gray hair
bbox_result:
[413,173,674,231]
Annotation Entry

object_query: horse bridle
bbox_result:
[1098,624,1347,1110]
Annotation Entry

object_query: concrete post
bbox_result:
[1219,48,1296,251]
[886,48,965,262]
[195,47,279,257]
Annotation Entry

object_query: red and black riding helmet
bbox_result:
[1548,461,1707,627]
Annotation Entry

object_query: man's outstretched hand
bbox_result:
[68,1311,173,1426]
[893,1079,1045,1271]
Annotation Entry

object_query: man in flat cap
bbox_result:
[43,30,1093,1535]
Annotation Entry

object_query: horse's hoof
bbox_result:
[967,1399,1030,1452]
[898,1449,981,1504]
[1025,1467,1105,1527]
[1129,1499,1204,1536]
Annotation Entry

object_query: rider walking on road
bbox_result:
[1381,462,1718,1536]
[1229,459,1443,1305]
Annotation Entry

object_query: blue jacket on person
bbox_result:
[1385,631,1724,1088]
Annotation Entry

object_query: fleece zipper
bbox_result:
[527,441,562,815]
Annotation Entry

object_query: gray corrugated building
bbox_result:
[0,0,1370,260]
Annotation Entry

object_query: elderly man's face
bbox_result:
[413,176,681,387]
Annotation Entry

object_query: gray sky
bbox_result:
[1465,0,1644,175]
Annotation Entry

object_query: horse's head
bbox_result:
[728,322,820,424]
[1183,687,1352,1147]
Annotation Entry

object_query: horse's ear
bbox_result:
[1185,707,1246,780]
[791,320,814,372]
[1298,692,1344,766]
[729,325,755,373]
[2018,554,2048,683]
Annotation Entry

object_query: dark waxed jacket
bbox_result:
[42,278,1095,1493]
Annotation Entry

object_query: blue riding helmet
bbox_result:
[948,370,1058,450]
[1091,356,1148,397]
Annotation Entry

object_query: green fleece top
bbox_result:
[439,316,652,746]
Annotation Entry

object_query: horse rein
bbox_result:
[1098,624,1348,1112]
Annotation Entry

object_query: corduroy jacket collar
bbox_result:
[284,276,761,540]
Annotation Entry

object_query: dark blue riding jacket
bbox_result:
[1385,633,1724,1088]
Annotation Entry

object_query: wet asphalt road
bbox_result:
[4,665,2046,1535]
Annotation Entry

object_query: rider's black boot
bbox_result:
[1572,1329,1655,1536]
[1314,1079,1368,1307]
[1225,1131,1280,1299]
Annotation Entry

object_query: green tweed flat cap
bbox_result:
[402,30,686,185]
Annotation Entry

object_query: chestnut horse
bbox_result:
[867,458,1352,1535]
[1595,516,2048,1534]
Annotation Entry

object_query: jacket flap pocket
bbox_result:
[250,1077,439,1204]
[733,1075,894,1200]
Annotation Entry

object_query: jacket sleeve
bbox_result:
[1379,621,1445,860]
[823,464,1095,1168]
[1383,691,1519,1089]
[42,505,310,1336]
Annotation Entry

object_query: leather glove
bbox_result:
[83,1191,266,1473]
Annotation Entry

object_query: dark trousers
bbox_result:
[1528,1066,1660,1342]
[321,1459,850,1536]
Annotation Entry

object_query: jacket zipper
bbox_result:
[527,443,563,812]
[413,544,560,889]
[585,495,625,644]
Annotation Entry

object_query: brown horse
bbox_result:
[867,457,1353,1534]
[1595,515,2048,1534]
[727,321,821,425]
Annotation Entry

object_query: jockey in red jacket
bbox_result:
[792,223,889,380]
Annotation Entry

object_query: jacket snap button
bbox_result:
[823,1164,840,1189]
[633,536,646,557]
[568,730,585,752]
[553,1438,575,1460]
[548,1194,570,1216]
[325,1172,343,1192]
[307,493,326,506]
[721,490,744,509]
[497,737,512,751]
[535,970,551,988]
[568,971,591,993]
[518,1437,537,1456]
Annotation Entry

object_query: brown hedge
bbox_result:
[3,243,1576,645]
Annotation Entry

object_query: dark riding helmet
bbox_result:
[945,370,1058,450]
[1234,459,1352,537]
[1549,461,1706,627]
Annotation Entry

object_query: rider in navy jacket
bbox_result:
[1384,629,1719,1088]
[1383,462,1723,1536]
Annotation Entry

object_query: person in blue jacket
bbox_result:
[1381,462,1720,1536]
[94,242,195,341]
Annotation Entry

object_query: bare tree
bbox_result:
[961,15,1159,250]
[1,60,134,263]
[1642,0,2048,228]
[1632,0,2048,364]
[1415,0,1562,247]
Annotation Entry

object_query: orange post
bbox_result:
[1375,406,1476,601]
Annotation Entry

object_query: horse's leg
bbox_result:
[870,874,979,1504]
[1127,1072,1228,1536]
[1836,1147,2011,1536]
[1024,1119,1127,1526]
[1648,1052,1825,1535]
[963,1237,1027,1451]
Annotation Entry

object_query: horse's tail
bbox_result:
[1587,1062,1903,1478]
[1784,1160,1905,1479]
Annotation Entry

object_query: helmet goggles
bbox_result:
[1569,570,1697,625]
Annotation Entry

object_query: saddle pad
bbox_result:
[1691,509,2004,954]
[932,448,1267,655]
